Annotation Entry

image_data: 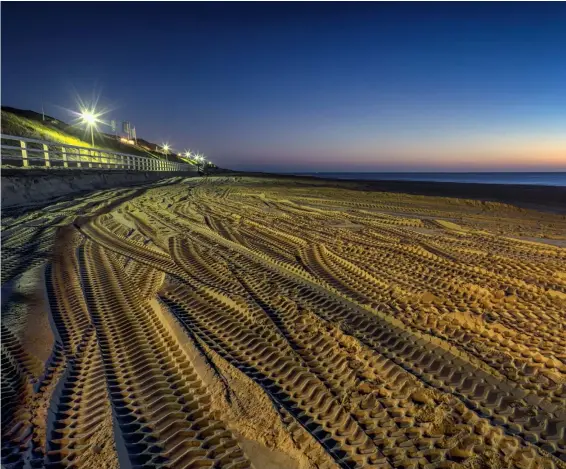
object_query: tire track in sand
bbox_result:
[78,240,252,468]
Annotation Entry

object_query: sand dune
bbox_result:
[2,176,565,468]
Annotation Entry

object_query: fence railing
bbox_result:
[0,134,195,172]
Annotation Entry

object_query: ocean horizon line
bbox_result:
[275,171,566,187]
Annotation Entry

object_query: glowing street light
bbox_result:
[71,95,107,147]
[81,111,96,125]
[162,143,170,160]
[193,153,202,171]
[80,109,99,146]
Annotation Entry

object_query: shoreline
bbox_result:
[224,171,566,213]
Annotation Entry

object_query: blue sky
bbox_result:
[2,2,565,171]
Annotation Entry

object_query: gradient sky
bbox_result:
[2,2,566,171]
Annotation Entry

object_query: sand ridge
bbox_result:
[1,176,565,468]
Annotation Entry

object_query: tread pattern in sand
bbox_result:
[2,176,565,468]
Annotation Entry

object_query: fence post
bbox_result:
[61,147,68,168]
[20,140,29,167]
[43,144,50,167]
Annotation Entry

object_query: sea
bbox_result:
[292,172,566,187]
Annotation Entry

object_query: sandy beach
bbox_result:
[2,175,565,469]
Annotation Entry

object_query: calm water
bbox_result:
[293,172,566,187]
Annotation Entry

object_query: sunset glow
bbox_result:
[2,2,565,172]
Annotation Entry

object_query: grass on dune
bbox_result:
[1,110,91,147]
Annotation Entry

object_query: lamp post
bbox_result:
[80,111,96,146]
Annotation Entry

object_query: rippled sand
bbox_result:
[2,176,565,469]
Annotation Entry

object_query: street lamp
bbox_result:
[80,110,97,146]
[163,143,170,161]
[194,154,202,172]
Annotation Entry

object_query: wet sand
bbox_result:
[228,172,566,213]
[2,175,565,468]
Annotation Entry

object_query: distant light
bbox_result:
[163,144,170,152]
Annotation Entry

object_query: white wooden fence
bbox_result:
[0,134,195,172]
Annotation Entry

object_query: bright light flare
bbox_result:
[67,91,112,132]
[76,105,103,146]
[66,91,114,147]
[80,111,97,126]
[76,102,103,129]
